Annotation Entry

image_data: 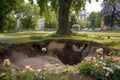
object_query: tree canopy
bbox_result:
[88,12,102,28]
[0,0,24,31]
[101,0,120,28]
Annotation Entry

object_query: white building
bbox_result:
[38,19,45,30]
[79,9,89,20]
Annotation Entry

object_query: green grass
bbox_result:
[0,31,119,50]
[78,31,120,36]
[0,31,119,36]
[0,31,53,36]
[0,35,119,50]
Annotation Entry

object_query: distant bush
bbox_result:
[71,24,80,31]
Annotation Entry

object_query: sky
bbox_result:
[85,0,103,13]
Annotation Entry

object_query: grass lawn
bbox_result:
[0,31,120,36]
[0,34,119,50]
[0,31,119,50]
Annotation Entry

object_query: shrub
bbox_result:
[0,69,68,80]
[78,55,120,80]
[71,24,80,31]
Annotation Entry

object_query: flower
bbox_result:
[0,73,5,77]
[29,68,35,72]
[84,56,92,61]
[93,62,100,67]
[105,56,112,59]
[11,69,16,72]
[25,65,35,72]
[37,69,42,72]
[41,47,47,52]
[100,57,104,60]
[100,62,106,66]
[20,70,26,74]
[16,75,21,79]
[103,67,113,73]
[3,59,11,67]
[114,65,120,69]
[92,57,96,60]
[114,57,120,61]
[105,72,110,77]
[25,65,30,69]
[96,48,103,54]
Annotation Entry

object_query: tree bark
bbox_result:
[56,0,72,35]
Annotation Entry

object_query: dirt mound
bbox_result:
[0,39,110,71]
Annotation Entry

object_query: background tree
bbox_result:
[37,0,98,35]
[101,0,120,28]
[42,5,58,30]
[70,14,77,28]
[77,20,90,28]
[16,3,40,30]
[1,12,17,32]
[44,11,58,30]
[0,0,24,32]
[88,12,102,28]
[116,19,120,26]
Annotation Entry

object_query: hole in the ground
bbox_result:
[53,42,88,65]
[32,44,41,50]
[0,39,111,67]
[56,51,82,65]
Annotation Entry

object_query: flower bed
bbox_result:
[78,55,120,80]
[0,67,67,80]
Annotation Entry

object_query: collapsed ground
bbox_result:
[0,39,110,73]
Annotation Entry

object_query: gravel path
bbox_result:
[0,34,48,40]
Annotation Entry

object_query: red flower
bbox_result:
[16,75,21,79]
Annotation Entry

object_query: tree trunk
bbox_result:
[56,0,72,36]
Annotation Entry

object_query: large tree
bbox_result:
[37,0,98,35]
[101,0,120,28]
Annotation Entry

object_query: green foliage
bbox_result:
[0,0,24,17]
[78,55,120,80]
[16,3,40,30]
[70,14,77,27]
[21,17,38,30]
[71,0,86,15]
[88,12,102,28]
[78,20,90,28]
[0,70,67,80]
[116,19,120,26]
[37,0,88,16]
[0,32,119,50]
[44,10,58,29]
[16,3,40,18]
[71,24,80,31]
[1,12,17,32]
[0,0,24,31]
[37,0,48,16]
[110,0,118,5]
[0,31,52,36]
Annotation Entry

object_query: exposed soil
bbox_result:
[0,39,110,79]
